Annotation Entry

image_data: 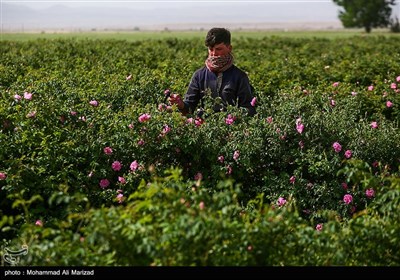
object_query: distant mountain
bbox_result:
[2,2,342,31]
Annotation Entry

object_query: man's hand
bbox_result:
[169,94,184,110]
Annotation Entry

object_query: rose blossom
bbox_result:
[89,100,98,107]
[118,176,126,184]
[24,92,33,100]
[195,118,204,127]
[111,161,122,171]
[296,122,304,134]
[343,194,353,205]
[315,223,323,231]
[199,201,205,210]
[233,150,240,161]
[365,188,375,198]
[116,193,124,203]
[370,121,378,129]
[26,111,36,118]
[138,113,151,123]
[332,142,342,153]
[162,125,171,134]
[277,197,287,206]
[130,160,139,171]
[225,114,236,125]
[103,146,113,155]
[99,179,110,188]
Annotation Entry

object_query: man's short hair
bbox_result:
[205,27,231,47]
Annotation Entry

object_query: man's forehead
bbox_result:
[209,43,230,48]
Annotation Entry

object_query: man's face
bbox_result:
[208,43,232,57]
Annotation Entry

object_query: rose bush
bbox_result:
[0,36,399,265]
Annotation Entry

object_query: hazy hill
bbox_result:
[2,2,343,32]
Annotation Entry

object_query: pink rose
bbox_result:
[89,100,99,107]
[233,150,240,161]
[365,188,375,198]
[315,223,323,231]
[332,142,342,153]
[277,197,287,206]
[199,201,205,210]
[118,176,126,184]
[111,161,122,171]
[99,179,110,188]
[343,194,353,204]
[138,113,151,123]
[130,160,139,171]
[116,193,124,203]
[24,92,33,100]
[225,114,236,125]
[103,146,113,155]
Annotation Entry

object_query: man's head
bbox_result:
[205,27,231,47]
[205,27,232,57]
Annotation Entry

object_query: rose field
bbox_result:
[0,34,400,266]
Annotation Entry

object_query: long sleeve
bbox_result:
[182,65,256,116]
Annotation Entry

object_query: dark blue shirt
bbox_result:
[182,65,256,117]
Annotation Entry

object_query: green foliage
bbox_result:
[1,36,399,265]
[391,16,400,32]
[3,167,399,266]
[333,0,396,33]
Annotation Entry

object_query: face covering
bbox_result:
[205,52,234,73]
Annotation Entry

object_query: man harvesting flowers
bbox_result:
[168,27,257,118]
